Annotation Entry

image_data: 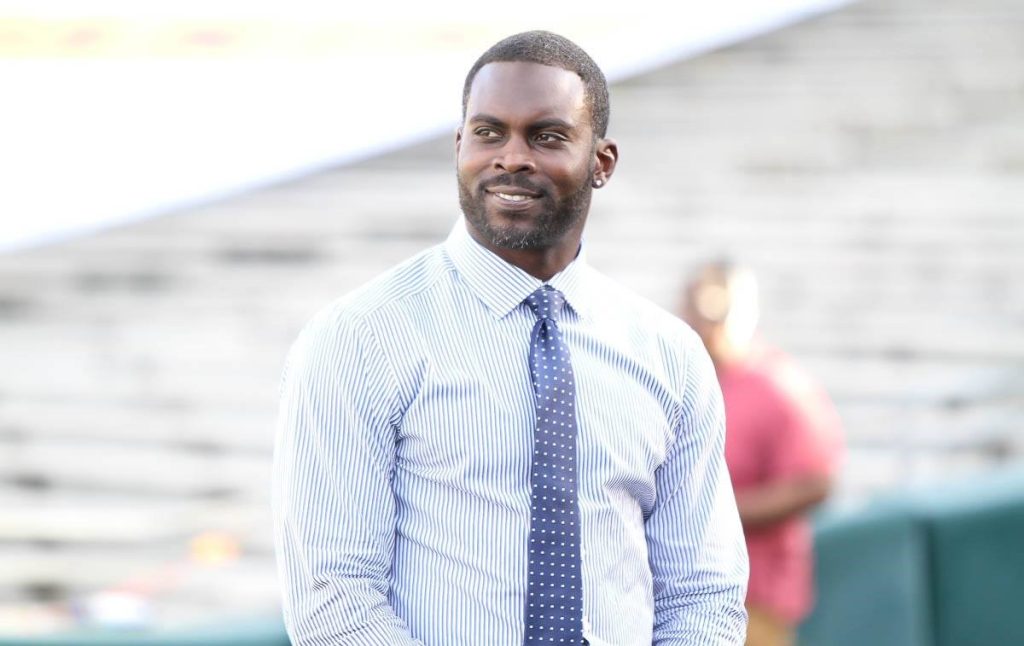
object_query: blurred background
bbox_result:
[0,0,1021,644]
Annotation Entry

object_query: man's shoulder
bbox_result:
[296,243,453,342]
[754,346,829,401]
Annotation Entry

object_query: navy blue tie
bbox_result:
[523,286,585,645]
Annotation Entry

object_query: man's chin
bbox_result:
[485,226,547,250]
[470,217,548,251]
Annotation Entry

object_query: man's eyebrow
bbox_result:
[467,114,578,132]
[467,113,506,127]
[530,118,576,131]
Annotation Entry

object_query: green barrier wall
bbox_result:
[912,469,1024,646]
[798,505,933,646]
[800,468,1024,646]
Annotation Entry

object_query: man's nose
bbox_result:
[493,137,536,173]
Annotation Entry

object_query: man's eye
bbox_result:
[535,133,565,144]
[475,128,500,138]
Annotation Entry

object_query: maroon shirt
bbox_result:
[719,344,843,623]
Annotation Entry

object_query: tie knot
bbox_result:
[525,286,566,321]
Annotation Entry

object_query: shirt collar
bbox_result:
[444,219,593,321]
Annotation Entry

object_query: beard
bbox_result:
[457,170,593,250]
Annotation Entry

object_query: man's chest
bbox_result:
[392,325,679,513]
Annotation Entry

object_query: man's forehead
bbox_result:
[466,61,587,117]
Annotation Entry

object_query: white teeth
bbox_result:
[495,192,531,202]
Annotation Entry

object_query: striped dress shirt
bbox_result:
[273,220,749,645]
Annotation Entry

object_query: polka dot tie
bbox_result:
[523,286,585,645]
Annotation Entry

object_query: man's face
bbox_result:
[457,61,597,253]
[682,281,724,350]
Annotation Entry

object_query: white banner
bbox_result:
[0,0,850,252]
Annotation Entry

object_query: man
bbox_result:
[682,261,844,646]
[273,31,748,645]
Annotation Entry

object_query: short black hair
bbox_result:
[462,30,610,139]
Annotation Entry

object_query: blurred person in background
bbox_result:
[682,260,844,646]
[274,31,749,645]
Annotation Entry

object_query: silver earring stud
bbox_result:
[593,179,603,188]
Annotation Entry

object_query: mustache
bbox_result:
[480,174,546,195]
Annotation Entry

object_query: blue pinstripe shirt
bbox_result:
[273,221,748,645]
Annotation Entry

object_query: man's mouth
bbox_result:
[485,185,542,205]
[494,192,534,202]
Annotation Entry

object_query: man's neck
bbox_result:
[465,221,584,282]
[708,338,751,371]
[493,246,580,281]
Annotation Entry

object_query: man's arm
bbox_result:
[735,474,832,530]
[272,310,421,645]
[646,337,749,646]
[739,365,843,531]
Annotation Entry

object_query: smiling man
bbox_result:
[273,31,748,645]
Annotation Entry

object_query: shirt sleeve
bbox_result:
[769,365,844,481]
[272,308,422,646]
[646,335,750,645]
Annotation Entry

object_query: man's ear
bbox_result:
[455,127,463,157]
[592,138,619,188]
